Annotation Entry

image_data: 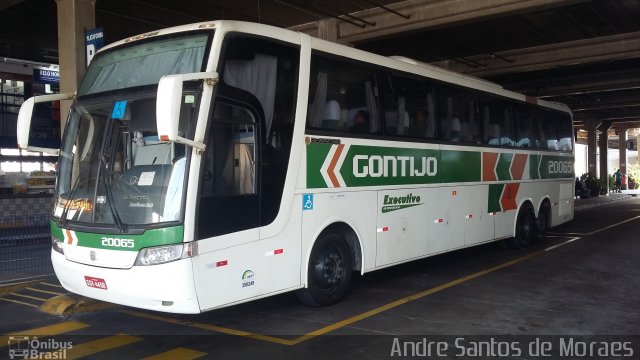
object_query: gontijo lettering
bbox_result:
[353,155,437,178]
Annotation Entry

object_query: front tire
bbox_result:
[296,233,353,306]
[505,204,535,249]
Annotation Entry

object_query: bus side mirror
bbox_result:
[17,93,75,155]
[156,72,218,152]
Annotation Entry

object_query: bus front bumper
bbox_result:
[52,250,201,314]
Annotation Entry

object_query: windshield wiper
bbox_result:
[94,120,127,233]
[102,175,127,233]
[59,174,84,226]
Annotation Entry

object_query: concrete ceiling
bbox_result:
[1,0,639,130]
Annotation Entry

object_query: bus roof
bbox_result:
[97,20,572,116]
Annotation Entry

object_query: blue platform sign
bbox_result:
[32,68,59,84]
[111,101,128,120]
[86,27,104,67]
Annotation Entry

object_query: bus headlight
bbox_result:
[52,238,64,255]
[134,242,197,266]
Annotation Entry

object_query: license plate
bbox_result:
[84,276,108,290]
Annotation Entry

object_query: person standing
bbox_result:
[614,169,623,193]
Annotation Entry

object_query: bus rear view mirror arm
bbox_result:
[17,92,75,155]
[156,72,218,152]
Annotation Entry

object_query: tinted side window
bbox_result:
[433,83,482,144]
[381,74,437,139]
[307,52,380,135]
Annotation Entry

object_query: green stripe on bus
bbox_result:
[306,143,332,189]
[51,221,63,242]
[539,155,574,179]
[440,150,481,183]
[50,222,184,251]
[495,153,513,181]
[306,143,573,188]
[529,155,541,179]
[488,184,504,213]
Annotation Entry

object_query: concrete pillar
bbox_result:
[598,120,612,193]
[637,133,640,165]
[618,126,628,189]
[584,119,601,177]
[55,0,96,134]
[317,18,339,42]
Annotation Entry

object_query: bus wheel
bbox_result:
[534,202,551,243]
[505,204,535,249]
[297,233,353,306]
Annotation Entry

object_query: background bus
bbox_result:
[17,21,573,313]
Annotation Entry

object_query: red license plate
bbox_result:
[84,276,108,290]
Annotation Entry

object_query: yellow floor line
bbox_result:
[142,347,207,360]
[290,250,545,344]
[26,287,65,296]
[0,297,39,308]
[119,310,297,346]
[40,282,64,288]
[42,334,141,360]
[0,321,89,348]
[121,249,546,347]
[586,214,640,236]
[10,292,48,302]
[122,233,605,347]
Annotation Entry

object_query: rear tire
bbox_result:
[534,202,550,243]
[505,204,535,249]
[296,233,353,307]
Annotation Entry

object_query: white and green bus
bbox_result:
[17,21,574,314]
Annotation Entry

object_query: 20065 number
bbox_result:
[101,237,135,248]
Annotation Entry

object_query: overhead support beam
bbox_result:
[0,0,25,11]
[574,108,640,123]
[432,31,640,77]
[570,93,640,112]
[502,69,640,98]
[289,0,586,44]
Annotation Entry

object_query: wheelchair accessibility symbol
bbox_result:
[303,194,314,211]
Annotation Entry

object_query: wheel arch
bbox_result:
[302,221,364,289]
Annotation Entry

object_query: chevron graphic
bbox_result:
[62,228,78,245]
[320,144,349,188]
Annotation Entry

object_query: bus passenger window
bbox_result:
[307,52,380,136]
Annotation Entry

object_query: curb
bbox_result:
[574,194,635,212]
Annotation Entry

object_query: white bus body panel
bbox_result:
[52,251,200,314]
[192,209,303,311]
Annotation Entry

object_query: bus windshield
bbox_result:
[53,33,210,230]
[53,90,199,229]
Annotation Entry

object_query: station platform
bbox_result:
[574,189,640,211]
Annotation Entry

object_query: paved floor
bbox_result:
[1,196,639,359]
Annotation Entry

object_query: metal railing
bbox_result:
[0,212,53,282]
